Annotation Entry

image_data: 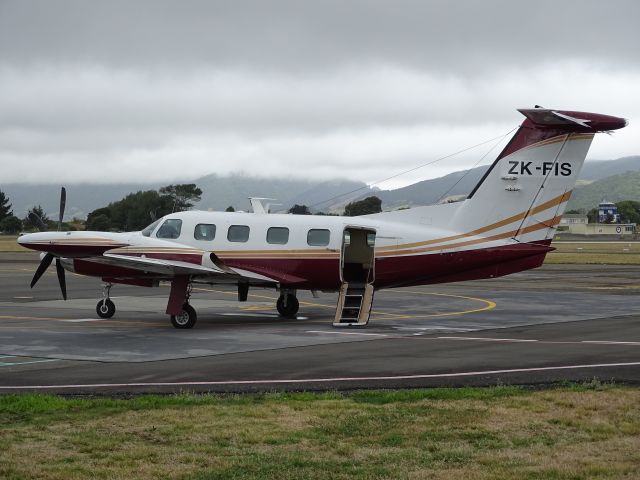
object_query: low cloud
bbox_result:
[0,1,638,187]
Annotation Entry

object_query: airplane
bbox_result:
[17,108,627,329]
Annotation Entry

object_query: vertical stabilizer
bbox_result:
[452,108,626,243]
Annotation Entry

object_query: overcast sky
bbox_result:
[1,0,638,189]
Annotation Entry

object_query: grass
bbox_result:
[0,235,28,253]
[1,385,640,479]
[545,241,640,265]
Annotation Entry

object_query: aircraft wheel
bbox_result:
[276,294,299,317]
[96,299,116,319]
[171,303,197,329]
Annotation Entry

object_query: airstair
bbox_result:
[333,282,375,326]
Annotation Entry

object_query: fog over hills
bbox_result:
[1,156,638,220]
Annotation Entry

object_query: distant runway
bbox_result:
[1,252,639,393]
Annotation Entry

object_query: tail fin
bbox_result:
[453,108,627,243]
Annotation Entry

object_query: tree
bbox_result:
[587,208,599,223]
[0,215,22,234]
[288,204,311,215]
[225,206,235,212]
[23,205,50,230]
[86,214,112,231]
[159,184,202,212]
[0,190,12,221]
[344,196,382,216]
[616,200,640,224]
[86,207,112,230]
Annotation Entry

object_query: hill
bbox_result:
[567,171,640,211]
[1,176,370,220]
[2,156,638,219]
[361,155,640,210]
[579,156,640,181]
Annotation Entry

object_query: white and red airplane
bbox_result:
[18,108,627,329]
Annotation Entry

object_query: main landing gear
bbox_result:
[276,290,299,318]
[170,303,197,329]
[96,283,116,319]
[170,282,197,329]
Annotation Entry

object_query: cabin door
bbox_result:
[340,227,375,283]
[334,227,376,326]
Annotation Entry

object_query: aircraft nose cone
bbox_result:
[17,233,34,246]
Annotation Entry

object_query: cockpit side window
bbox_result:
[156,219,183,239]
[141,219,161,237]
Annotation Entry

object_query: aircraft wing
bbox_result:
[95,253,230,277]
[91,252,282,284]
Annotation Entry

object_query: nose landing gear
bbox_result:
[96,283,116,319]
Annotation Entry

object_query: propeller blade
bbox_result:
[30,253,54,288]
[29,212,48,232]
[55,258,67,300]
[58,187,66,231]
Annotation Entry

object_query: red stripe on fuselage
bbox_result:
[72,241,552,290]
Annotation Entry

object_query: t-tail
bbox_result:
[450,108,627,245]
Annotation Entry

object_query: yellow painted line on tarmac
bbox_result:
[395,291,497,319]
[0,314,66,321]
[194,287,496,321]
[0,315,166,328]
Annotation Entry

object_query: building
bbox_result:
[559,214,588,226]
[598,201,620,223]
[562,221,636,236]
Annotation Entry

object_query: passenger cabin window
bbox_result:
[141,219,160,237]
[156,219,182,239]
[194,223,216,241]
[267,227,289,245]
[307,229,330,246]
[227,225,250,243]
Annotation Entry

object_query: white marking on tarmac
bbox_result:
[582,340,640,346]
[0,355,16,359]
[437,336,539,343]
[0,359,60,367]
[220,313,280,318]
[62,318,105,323]
[395,326,475,332]
[307,330,388,337]
[1,362,639,389]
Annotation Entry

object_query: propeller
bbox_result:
[29,187,68,300]
[58,187,66,231]
[29,253,67,300]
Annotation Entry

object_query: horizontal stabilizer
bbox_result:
[518,108,627,132]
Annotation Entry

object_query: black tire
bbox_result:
[276,294,299,317]
[171,303,197,329]
[96,298,116,319]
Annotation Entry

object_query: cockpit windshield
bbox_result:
[141,219,161,237]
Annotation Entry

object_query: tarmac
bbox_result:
[1,252,639,394]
